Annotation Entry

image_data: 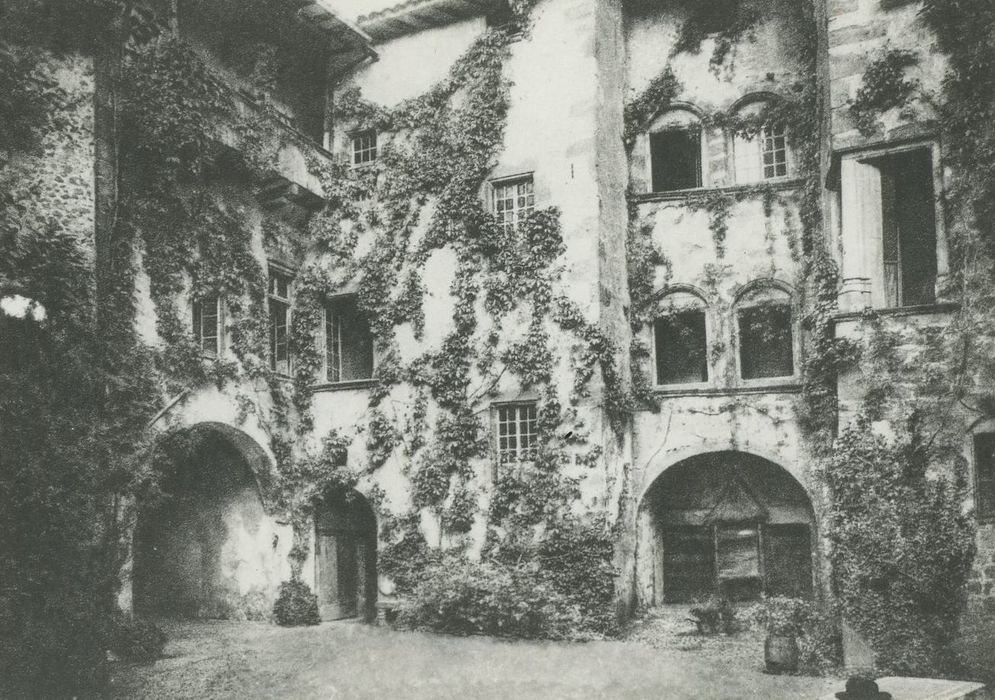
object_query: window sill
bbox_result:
[631,178,806,203]
[311,379,377,393]
[832,302,960,323]
[652,382,802,399]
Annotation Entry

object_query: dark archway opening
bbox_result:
[314,490,377,621]
[646,452,815,604]
[134,428,266,618]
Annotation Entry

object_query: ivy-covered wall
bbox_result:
[616,0,827,609]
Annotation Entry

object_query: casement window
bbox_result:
[650,128,702,192]
[733,122,789,183]
[492,175,534,235]
[736,286,794,380]
[879,148,937,307]
[352,130,377,166]
[193,296,222,357]
[268,270,292,375]
[974,433,995,523]
[496,403,538,466]
[653,292,709,386]
[325,297,374,383]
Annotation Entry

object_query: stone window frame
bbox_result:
[490,172,535,235]
[732,279,800,386]
[835,139,948,314]
[267,262,295,377]
[323,294,375,386]
[650,285,713,390]
[192,294,224,358]
[643,105,709,194]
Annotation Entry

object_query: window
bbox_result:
[651,129,702,192]
[193,296,222,357]
[736,286,794,380]
[352,130,377,166]
[975,433,995,523]
[653,292,708,385]
[268,270,292,375]
[734,122,789,183]
[492,175,534,235]
[496,403,538,466]
[325,297,374,383]
[880,148,937,307]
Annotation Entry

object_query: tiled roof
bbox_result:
[357,0,498,42]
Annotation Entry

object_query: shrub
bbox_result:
[822,420,975,675]
[108,613,167,662]
[272,578,320,626]
[689,596,737,635]
[397,555,582,640]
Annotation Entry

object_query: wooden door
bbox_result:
[663,526,715,603]
[317,532,360,620]
[763,524,813,598]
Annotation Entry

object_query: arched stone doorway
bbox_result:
[133,424,277,618]
[639,451,815,605]
[314,490,377,621]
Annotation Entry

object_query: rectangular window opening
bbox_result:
[738,304,793,380]
[650,129,702,192]
[496,403,538,468]
[269,271,292,376]
[880,148,937,307]
[193,296,221,357]
[492,175,535,235]
[352,130,378,166]
[325,298,374,383]
[654,310,708,385]
[975,433,995,523]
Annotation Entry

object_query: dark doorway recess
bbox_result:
[646,452,815,604]
[314,490,377,621]
[134,429,266,618]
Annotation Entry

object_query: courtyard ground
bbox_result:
[107,617,844,699]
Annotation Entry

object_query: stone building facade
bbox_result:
[5,0,994,627]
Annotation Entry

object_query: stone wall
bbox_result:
[5,52,95,265]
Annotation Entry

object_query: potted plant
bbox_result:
[751,595,807,673]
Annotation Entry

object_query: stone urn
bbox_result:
[765,632,799,673]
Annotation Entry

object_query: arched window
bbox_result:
[731,99,790,184]
[649,108,704,193]
[735,284,794,380]
[653,290,709,385]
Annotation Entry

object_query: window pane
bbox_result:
[325,299,373,382]
[492,177,534,234]
[325,308,341,383]
[270,299,289,375]
[353,131,377,165]
[655,310,708,385]
[651,129,702,192]
[738,304,793,379]
[193,297,220,356]
[496,403,537,466]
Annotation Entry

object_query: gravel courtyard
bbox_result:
[106,619,843,700]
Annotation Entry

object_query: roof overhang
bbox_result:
[358,0,502,43]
